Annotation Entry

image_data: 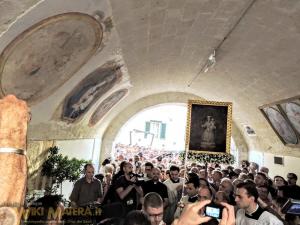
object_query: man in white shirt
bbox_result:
[174,177,200,218]
[163,165,184,224]
[235,181,283,225]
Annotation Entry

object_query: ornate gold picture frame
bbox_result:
[185,100,232,154]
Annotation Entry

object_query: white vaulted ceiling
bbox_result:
[0,0,300,157]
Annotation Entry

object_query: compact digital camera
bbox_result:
[204,203,224,219]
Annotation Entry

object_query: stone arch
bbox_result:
[100,92,248,164]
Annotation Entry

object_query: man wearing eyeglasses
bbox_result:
[143,192,166,225]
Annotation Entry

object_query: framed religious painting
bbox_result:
[260,95,300,147]
[185,100,233,154]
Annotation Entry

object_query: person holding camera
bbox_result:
[172,200,235,225]
[115,161,144,214]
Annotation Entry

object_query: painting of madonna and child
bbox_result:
[186,100,232,154]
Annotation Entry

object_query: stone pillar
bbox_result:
[0,95,30,225]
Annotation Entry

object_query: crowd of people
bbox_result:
[67,154,300,225]
[114,143,182,166]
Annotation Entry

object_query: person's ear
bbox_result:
[250,195,255,202]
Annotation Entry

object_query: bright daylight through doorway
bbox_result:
[112,103,187,162]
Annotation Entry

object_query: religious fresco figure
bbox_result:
[264,107,298,145]
[89,89,128,126]
[62,61,122,122]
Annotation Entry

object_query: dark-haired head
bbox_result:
[186,176,200,188]
[254,172,268,186]
[247,173,254,181]
[274,175,288,187]
[123,210,151,225]
[287,173,298,185]
[199,178,210,187]
[119,161,127,172]
[236,181,259,202]
[102,158,111,166]
[241,160,250,168]
[84,163,94,172]
[169,165,180,172]
[187,172,199,180]
[145,162,154,169]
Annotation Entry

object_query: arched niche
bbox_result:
[100,92,248,165]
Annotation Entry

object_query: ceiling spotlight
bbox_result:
[187,50,216,87]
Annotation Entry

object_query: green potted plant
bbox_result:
[41,146,89,195]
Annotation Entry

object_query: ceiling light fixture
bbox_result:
[203,50,216,73]
[187,50,216,87]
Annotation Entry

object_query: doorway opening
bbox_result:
[111,103,238,165]
[112,103,187,163]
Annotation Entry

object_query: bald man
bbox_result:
[142,167,168,208]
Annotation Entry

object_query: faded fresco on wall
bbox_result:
[62,61,123,122]
[0,13,103,104]
[89,89,128,126]
[260,95,300,147]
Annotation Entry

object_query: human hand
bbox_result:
[129,176,137,183]
[257,197,268,209]
[133,184,140,190]
[219,202,235,225]
[172,200,212,225]
[176,184,183,191]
